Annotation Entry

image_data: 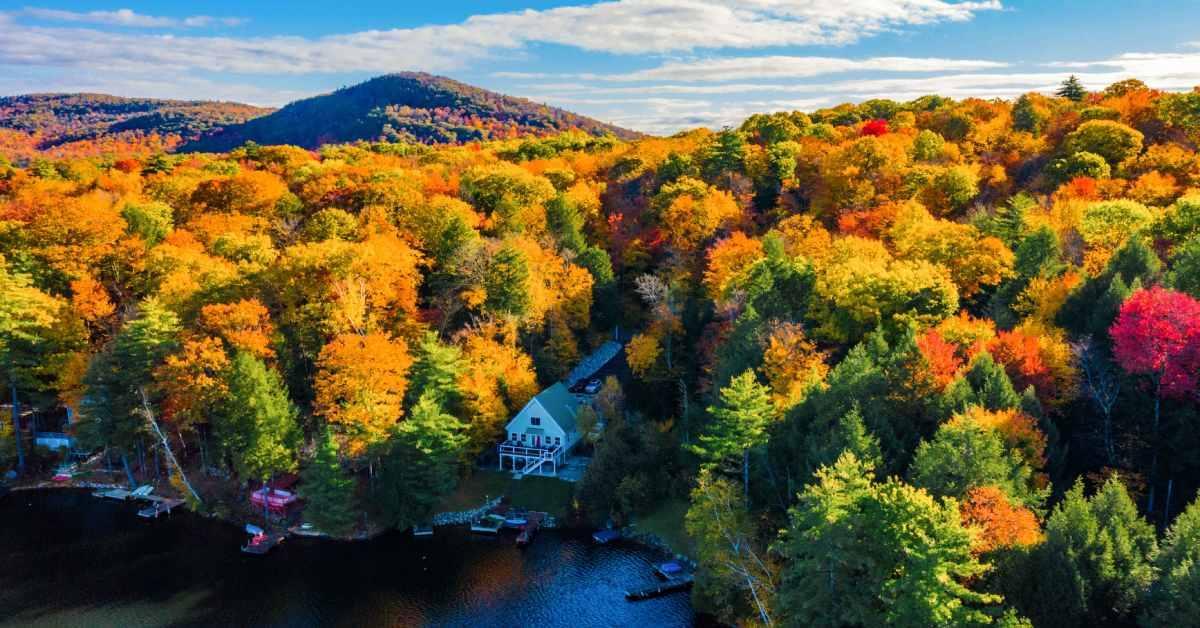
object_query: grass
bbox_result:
[436,469,575,519]
[633,497,694,556]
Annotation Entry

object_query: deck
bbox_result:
[497,442,564,477]
[625,575,694,601]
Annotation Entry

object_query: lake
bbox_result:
[0,490,698,627]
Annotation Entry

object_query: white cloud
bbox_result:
[0,1,1002,76]
[604,55,1009,82]
[20,7,246,28]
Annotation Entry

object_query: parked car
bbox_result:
[583,379,602,394]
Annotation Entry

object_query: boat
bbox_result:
[503,516,528,529]
[655,561,685,579]
[592,529,620,544]
[516,512,544,547]
[470,514,505,534]
[241,524,286,555]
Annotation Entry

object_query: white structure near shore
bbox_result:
[498,339,622,477]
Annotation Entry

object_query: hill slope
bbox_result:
[184,73,638,151]
[0,93,273,154]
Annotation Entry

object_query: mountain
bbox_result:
[183,73,638,152]
[0,93,273,154]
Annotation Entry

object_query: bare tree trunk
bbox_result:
[138,389,203,505]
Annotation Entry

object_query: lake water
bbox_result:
[0,490,698,627]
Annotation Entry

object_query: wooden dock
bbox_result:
[470,514,506,534]
[137,497,185,519]
[625,575,694,601]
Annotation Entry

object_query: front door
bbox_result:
[533,435,541,447]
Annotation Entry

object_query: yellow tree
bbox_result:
[314,332,413,457]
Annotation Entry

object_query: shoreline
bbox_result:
[5,482,685,561]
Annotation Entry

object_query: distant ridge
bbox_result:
[0,93,273,152]
[183,72,639,151]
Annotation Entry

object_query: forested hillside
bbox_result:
[4,77,1200,626]
[184,73,639,151]
[0,93,272,159]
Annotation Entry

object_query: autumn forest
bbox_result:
[4,75,1200,627]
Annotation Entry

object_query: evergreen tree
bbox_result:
[405,331,464,411]
[375,393,467,530]
[484,244,531,318]
[1013,479,1156,627]
[694,370,775,499]
[778,452,1007,627]
[701,127,747,186]
[1142,495,1200,627]
[989,193,1034,248]
[1057,75,1087,102]
[942,352,1022,414]
[300,429,357,535]
[909,416,1044,509]
[213,352,300,482]
[807,405,883,473]
[1012,94,1046,135]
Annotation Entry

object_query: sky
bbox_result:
[1,1,1199,134]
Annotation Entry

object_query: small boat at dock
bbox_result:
[241,524,286,555]
[516,512,544,547]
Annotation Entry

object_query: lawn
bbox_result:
[633,497,694,556]
[437,470,575,518]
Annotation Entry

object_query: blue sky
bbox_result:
[1,1,1198,133]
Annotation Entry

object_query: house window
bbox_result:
[511,433,518,442]
[555,436,561,445]
[531,416,541,426]
[520,433,526,442]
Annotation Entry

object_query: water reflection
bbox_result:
[0,490,695,627]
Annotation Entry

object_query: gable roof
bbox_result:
[519,382,580,434]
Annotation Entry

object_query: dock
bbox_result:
[412,524,434,537]
[515,512,544,546]
[625,575,694,601]
[137,497,185,519]
[470,514,506,534]
[93,488,132,501]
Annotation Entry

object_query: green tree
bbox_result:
[702,127,747,187]
[300,429,357,535]
[778,452,1006,627]
[483,244,531,318]
[1063,121,1144,166]
[120,201,174,246]
[942,352,1022,414]
[1142,495,1200,627]
[694,370,775,500]
[375,392,467,530]
[405,331,464,411]
[1016,478,1156,627]
[0,257,60,475]
[909,416,1044,509]
[1057,75,1087,102]
[213,352,300,483]
[686,469,779,626]
[1012,94,1047,135]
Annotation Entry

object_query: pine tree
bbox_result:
[300,430,357,535]
[484,244,531,318]
[694,369,775,499]
[375,392,467,530]
[405,331,464,412]
[1143,496,1200,627]
[779,452,1006,627]
[1057,75,1087,102]
[909,416,1044,509]
[214,352,300,483]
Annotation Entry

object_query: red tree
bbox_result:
[1109,286,1200,511]
[860,119,889,137]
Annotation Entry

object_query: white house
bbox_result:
[497,383,581,477]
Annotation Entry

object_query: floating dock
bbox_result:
[412,524,434,537]
[625,576,694,601]
[93,488,132,501]
[470,514,506,534]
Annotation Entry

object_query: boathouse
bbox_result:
[498,339,623,477]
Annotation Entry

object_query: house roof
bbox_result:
[532,382,580,434]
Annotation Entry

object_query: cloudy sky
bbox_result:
[1,1,1199,134]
